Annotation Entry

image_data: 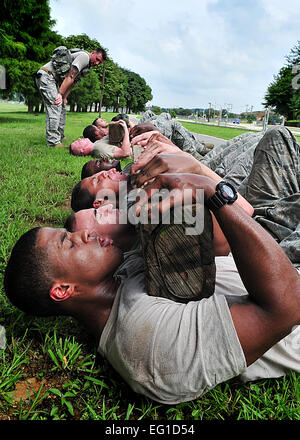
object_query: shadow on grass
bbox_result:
[0,114,44,124]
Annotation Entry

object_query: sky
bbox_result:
[49,0,300,114]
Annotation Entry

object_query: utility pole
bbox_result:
[99,60,106,117]
[263,106,270,132]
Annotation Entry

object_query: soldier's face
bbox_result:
[90,51,104,67]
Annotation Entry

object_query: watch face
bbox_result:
[222,185,235,198]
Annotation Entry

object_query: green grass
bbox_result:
[0,103,299,421]
[181,120,253,140]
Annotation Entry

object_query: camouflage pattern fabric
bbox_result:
[215,133,263,178]
[244,127,300,264]
[200,132,257,171]
[199,138,231,168]
[35,72,66,146]
[139,205,216,302]
[223,143,257,196]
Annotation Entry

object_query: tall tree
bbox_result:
[264,41,300,119]
[122,69,152,113]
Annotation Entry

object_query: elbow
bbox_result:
[113,146,131,160]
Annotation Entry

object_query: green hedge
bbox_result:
[286,120,300,127]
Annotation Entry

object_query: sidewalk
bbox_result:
[193,132,226,148]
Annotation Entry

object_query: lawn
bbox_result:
[181,120,253,140]
[0,104,299,422]
[181,119,300,143]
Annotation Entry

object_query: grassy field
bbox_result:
[0,103,299,422]
[181,120,253,139]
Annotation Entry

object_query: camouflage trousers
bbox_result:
[139,111,205,159]
[244,126,300,264]
[200,132,264,197]
[35,71,67,146]
[202,127,300,263]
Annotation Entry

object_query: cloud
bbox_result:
[50,0,299,112]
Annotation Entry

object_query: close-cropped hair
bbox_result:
[81,161,95,179]
[4,228,61,317]
[64,212,76,232]
[111,113,130,127]
[71,181,94,212]
[95,47,107,61]
[83,125,97,143]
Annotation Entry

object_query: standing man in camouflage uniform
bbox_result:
[36,47,107,147]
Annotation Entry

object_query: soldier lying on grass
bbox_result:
[4,167,300,404]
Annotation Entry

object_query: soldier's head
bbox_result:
[81,159,121,179]
[89,48,107,67]
[71,169,129,212]
[83,125,108,142]
[4,226,122,317]
[70,138,94,156]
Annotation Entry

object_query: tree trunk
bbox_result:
[27,103,34,113]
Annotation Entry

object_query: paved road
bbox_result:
[192,132,226,148]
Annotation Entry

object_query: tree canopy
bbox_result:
[264,41,300,119]
[0,0,152,113]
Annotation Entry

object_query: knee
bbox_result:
[265,126,294,143]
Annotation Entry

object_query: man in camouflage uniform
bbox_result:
[35,47,106,147]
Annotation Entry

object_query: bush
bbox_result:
[247,114,257,123]
[286,120,300,127]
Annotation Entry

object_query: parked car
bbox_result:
[233,119,240,124]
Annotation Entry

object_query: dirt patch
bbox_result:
[12,378,42,402]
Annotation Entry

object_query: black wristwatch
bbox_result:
[206,181,238,211]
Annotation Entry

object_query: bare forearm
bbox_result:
[121,132,131,156]
[58,77,75,96]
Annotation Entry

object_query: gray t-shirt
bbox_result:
[99,250,300,403]
[91,137,116,159]
[98,247,246,404]
[213,256,300,382]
